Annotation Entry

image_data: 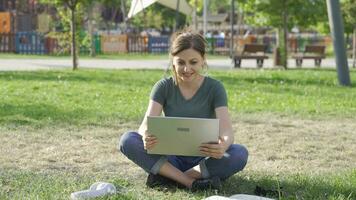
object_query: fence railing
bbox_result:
[0,33,15,53]
[15,32,46,54]
[0,32,336,56]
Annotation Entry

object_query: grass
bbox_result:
[0,69,355,128]
[0,68,355,199]
[1,169,355,200]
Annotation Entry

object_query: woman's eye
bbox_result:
[190,62,197,65]
[178,61,185,65]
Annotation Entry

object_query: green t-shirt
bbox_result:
[150,76,228,118]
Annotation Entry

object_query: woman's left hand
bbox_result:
[199,136,229,159]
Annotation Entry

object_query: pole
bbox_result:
[282,0,288,69]
[326,0,351,86]
[353,27,356,68]
[70,7,78,70]
[230,0,235,58]
[194,0,198,31]
[203,0,207,36]
[173,0,180,33]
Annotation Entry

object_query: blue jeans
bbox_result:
[118,131,248,180]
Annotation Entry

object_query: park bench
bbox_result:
[292,45,326,67]
[214,47,230,55]
[233,44,268,68]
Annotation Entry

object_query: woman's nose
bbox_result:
[183,65,191,72]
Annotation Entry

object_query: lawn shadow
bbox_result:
[0,69,162,87]
[213,68,356,88]
[213,171,356,199]
[0,103,95,126]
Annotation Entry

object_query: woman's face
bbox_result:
[172,48,205,83]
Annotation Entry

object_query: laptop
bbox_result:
[147,116,219,156]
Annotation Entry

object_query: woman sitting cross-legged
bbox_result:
[118,30,248,191]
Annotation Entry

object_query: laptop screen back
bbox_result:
[147,116,219,156]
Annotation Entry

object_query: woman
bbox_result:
[119,30,248,191]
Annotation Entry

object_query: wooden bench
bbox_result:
[292,45,326,67]
[233,44,268,68]
[214,47,230,55]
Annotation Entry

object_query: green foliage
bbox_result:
[46,32,72,54]
[241,0,327,30]
[209,0,231,14]
[130,3,186,30]
[187,0,203,14]
[43,3,89,55]
[130,6,165,29]
[99,0,127,31]
[342,0,356,34]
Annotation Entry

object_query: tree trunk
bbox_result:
[282,0,288,69]
[71,8,78,70]
[353,27,356,68]
[88,3,95,57]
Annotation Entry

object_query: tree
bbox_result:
[209,0,231,14]
[100,0,127,32]
[129,3,186,32]
[241,0,327,69]
[342,0,356,68]
[40,0,93,70]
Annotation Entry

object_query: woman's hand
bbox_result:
[199,136,229,159]
[143,131,158,150]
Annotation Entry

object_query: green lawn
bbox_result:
[1,170,355,200]
[1,69,355,128]
[0,68,355,200]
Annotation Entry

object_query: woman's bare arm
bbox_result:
[215,106,234,146]
[138,100,163,136]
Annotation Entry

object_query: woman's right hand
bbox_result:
[143,131,158,150]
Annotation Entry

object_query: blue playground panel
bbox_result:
[15,32,46,54]
[148,36,169,53]
[215,37,225,47]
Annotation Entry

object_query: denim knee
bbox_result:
[118,131,141,155]
[201,144,249,180]
[117,131,167,174]
[229,144,249,172]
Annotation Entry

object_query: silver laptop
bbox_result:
[147,116,219,156]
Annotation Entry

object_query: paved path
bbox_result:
[0,57,354,71]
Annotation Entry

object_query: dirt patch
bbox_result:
[1,115,355,179]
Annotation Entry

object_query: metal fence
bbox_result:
[148,36,169,53]
[0,32,337,56]
[0,33,15,52]
[15,32,46,54]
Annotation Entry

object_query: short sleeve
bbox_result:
[213,81,228,108]
[150,79,168,106]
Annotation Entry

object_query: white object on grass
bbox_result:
[204,194,274,200]
[70,182,117,200]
